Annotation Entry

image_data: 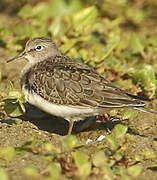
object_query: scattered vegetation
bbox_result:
[0,0,157,179]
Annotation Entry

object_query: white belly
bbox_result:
[22,87,97,121]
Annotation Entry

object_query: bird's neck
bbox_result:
[20,62,33,89]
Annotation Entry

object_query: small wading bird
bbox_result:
[6,37,156,134]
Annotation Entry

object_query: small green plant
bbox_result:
[3,81,26,117]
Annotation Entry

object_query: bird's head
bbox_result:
[6,37,61,64]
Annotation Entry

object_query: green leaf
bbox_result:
[64,135,82,151]
[0,28,11,36]
[3,87,26,117]
[0,168,9,180]
[102,165,114,179]
[114,152,123,162]
[23,165,40,178]
[13,23,36,37]
[45,143,54,152]
[7,90,24,101]
[73,151,91,178]
[122,110,138,120]
[44,143,61,154]
[126,8,145,24]
[143,150,156,160]
[0,147,15,162]
[130,33,144,54]
[127,165,142,178]
[109,110,118,117]
[92,151,107,167]
[31,2,50,20]
[49,0,83,17]
[135,154,142,162]
[105,56,121,70]
[99,36,120,62]
[128,64,156,96]
[72,6,98,32]
[18,4,33,19]
[106,135,119,151]
[60,38,77,54]
[79,162,91,178]
[120,175,131,180]
[4,101,24,117]
[73,150,89,168]
[49,17,65,37]
[49,163,61,180]
[112,124,128,139]
[32,0,82,20]
[89,43,106,63]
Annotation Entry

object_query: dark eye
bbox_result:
[35,45,43,51]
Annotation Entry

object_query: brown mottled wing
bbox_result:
[28,55,145,109]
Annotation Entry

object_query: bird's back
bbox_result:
[20,54,146,112]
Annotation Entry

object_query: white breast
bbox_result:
[22,86,97,121]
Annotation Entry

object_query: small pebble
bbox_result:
[86,138,93,144]
[97,135,105,142]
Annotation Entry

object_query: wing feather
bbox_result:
[27,55,145,109]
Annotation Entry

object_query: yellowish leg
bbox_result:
[68,119,74,135]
